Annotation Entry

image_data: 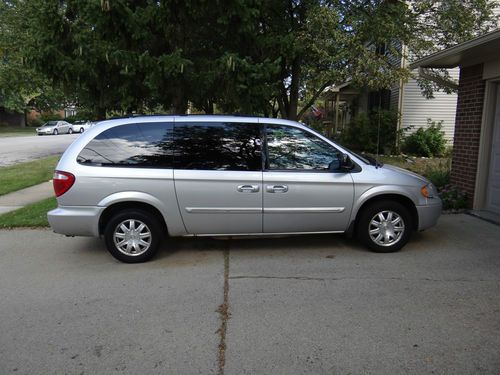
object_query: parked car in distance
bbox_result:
[48,115,442,263]
[36,121,72,135]
[70,120,94,134]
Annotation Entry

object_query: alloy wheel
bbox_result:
[113,219,152,256]
[368,210,405,247]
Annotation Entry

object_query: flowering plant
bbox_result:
[439,184,467,210]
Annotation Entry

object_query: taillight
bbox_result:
[53,170,75,197]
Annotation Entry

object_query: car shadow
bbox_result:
[76,230,436,264]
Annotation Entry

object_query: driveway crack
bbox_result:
[229,275,499,283]
[230,275,327,281]
[216,241,231,375]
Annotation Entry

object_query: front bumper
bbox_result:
[48,206,105,237]
[416,200,442,231]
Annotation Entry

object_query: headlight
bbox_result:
[421,183,437,198]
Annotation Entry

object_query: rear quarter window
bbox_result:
[77,122,173,168]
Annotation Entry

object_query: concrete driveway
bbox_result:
[0,134,79,166]
[0,214,499,374]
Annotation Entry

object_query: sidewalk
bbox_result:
[0,181,54,214]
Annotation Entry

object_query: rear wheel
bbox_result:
[104,209,162,263]
[80,127,84,133]
[357,200,413,253]
[68,128,73,134]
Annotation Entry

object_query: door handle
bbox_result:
[266,185,288,193]
[237,185,260,193]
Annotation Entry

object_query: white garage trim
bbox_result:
[474,80,500,210]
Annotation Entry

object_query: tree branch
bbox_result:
[297,80,332,120]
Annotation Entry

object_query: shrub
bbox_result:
[424,160,450,189]
[402,120,447,157]
[39,113,63,123]
[439,184,467,210]
[339,110,398,153]
[28,117,44,127]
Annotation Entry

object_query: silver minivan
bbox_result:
[48,116,441,263]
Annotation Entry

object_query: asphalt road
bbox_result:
[0,214,499,374]
[0,133,79,166]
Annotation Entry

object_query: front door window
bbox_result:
[265,124,342,171]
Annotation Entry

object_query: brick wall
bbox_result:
[450,64,485,206]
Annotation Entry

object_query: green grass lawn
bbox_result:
[0,155,60,196]
[0,126,37,137]
[0,197,56,228]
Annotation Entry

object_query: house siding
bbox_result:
[450,64,485,206]
[399,68,460,144]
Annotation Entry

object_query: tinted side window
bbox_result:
[174,122,262,171]
[77,122,173,168]
[265,124,341,171]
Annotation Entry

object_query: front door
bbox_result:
[173,120,263,234]
[262,123,354,233]
[486,84,500,215]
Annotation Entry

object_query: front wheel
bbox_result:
[53,129,58,135]
[104,209,162,263]
[357,201,413,253]
[80,127,84,133]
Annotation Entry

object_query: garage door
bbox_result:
[486,84,500,215]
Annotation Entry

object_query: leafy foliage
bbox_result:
[338,110,399,154]
[0,2,65,113]
[402,120,447,157]
[407,0,499,97]
[0,1,497,119]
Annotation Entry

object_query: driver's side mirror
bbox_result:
[340,153,354,172]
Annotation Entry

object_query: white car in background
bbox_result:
[70,120,94,134]
[36,121,72,135]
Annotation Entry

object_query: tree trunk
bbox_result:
[96,106,107,120]
[204,100,214,114]
[96,89,107,120]
[173,100,188,114]
[173,88,188,114]
[276,95,286,119]
[286,58,301,121]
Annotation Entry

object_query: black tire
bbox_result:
[104,209,163,263]
[357,200,413,253]
[80,127,84,133]
[53,129,58,135]
[68,128,73,134]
